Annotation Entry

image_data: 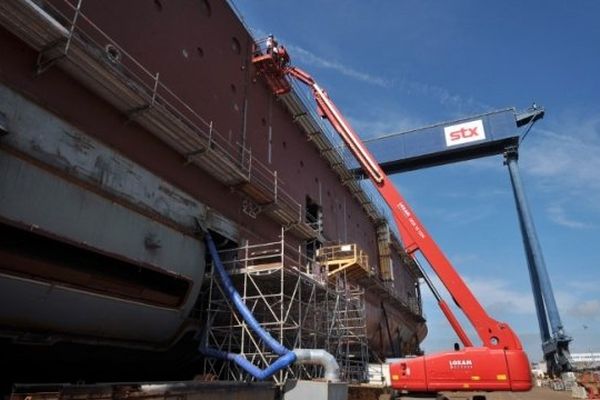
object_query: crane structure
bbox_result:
[348,106,573,378]
[252,42,532,394]
[505,146,573,377]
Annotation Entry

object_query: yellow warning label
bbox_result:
[497,374,507,381]
[471,376,481,381]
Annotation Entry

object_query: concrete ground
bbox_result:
[443,386,573,399]
[350,385,574,400]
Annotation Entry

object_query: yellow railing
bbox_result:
[317,243,373,280]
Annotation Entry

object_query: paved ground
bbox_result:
[350,385,575,400]
[443,386,573,400]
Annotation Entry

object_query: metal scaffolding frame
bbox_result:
[328,274,369,382]
[201,229,369,384]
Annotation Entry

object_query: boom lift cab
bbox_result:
[390,347,531,392]
[252,38,533,394]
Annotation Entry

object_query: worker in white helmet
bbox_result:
[266,34,276,55]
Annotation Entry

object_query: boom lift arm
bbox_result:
[286,66,518,348]
[287,66,531,392]
[285,66,531,392]
[287,67,476,349]
[253,45,531,392]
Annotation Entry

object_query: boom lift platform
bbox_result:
[252,39,532,395]
[252,39,291,95]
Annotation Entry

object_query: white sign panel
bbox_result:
[443,119,486,147]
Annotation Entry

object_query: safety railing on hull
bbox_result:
[35,1,248,181]
[287,78,397,228]
[215,237,325,282]
[29,0,314,237]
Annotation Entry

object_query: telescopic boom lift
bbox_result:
[252,40,532,394]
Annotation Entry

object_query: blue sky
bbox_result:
[231,1,600,361]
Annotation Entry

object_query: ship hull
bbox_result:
[0,0,426,383]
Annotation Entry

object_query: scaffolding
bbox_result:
[328,277,369,382]
[201,229,369,384]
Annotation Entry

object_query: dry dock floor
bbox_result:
[443,386,572,399]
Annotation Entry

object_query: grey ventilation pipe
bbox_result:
[293,349,341,382]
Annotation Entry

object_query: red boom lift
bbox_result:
[252,41,532,395]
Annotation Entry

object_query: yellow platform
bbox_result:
[317,243,374,281]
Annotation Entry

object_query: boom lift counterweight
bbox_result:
[252,41,532,394]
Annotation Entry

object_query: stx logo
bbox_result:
[444,120,486,147]
[449,127,479,141]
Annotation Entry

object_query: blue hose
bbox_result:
[201,347,297,380]
[200,230,296,380]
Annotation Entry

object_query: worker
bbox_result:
[266,34,277,54]
[278,45,290,68]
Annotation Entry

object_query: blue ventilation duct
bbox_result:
[200,230,296,380]
[200,229,340,382]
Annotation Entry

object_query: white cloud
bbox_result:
[287,44,392,88]
[350,110,423,140]
[522,117,600,190]
[523,124,600,190]
[569,300,600,319]
[282,42,488,113]
[420,203,497,226]
[419,273,600,356]
[442,187,510,200]
[419,274,535,352]
[397,78,490,114]
[420,274,535,317]
[554,290,579,315]
[449,252,480,265]
[465,277,536,316]
[519,113,600,228]
[546,203,593,229]
[567,280,600,293]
